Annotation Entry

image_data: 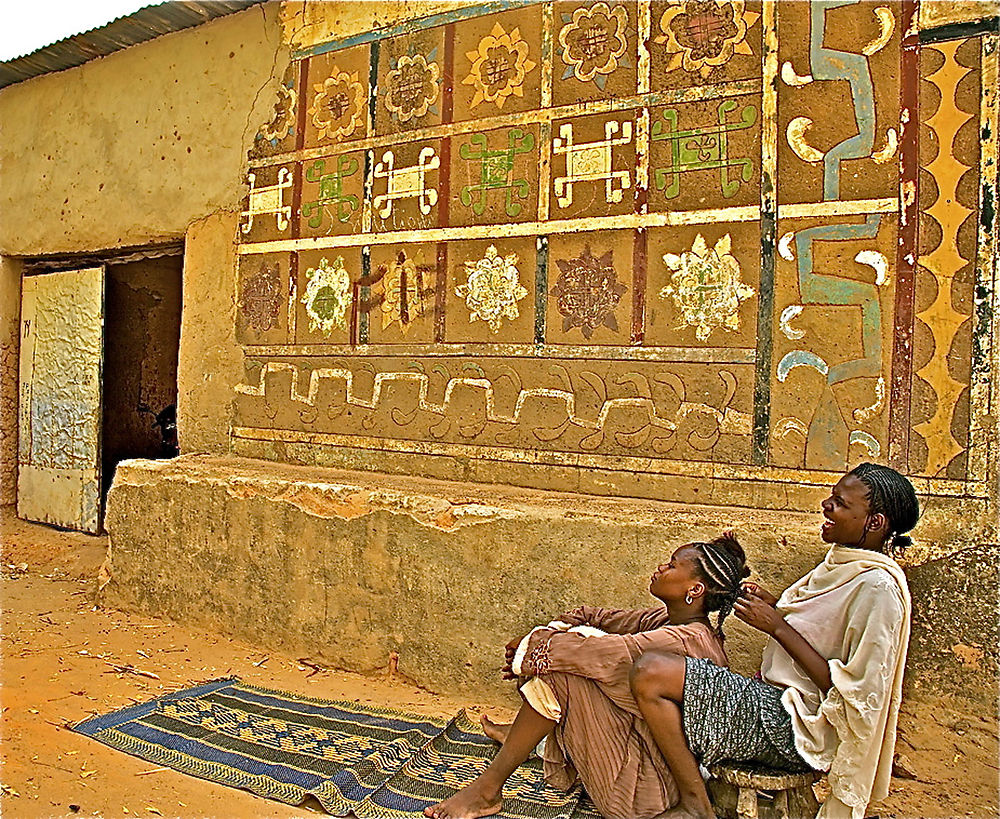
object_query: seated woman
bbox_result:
[630,463,919,819]
[423,533,750,819]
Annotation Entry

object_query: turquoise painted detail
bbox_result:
[809,0,877,201]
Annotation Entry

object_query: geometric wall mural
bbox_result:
[234,0,998,495]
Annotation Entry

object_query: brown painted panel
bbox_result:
[236,253,291,346]
[649,0,763,90]
[452,6,543,122]
[302,45,371,150]
[552,1,639,106]
[645,221,759,349]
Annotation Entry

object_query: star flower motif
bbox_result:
[258,82,297,144]
[463,22,537,109]
[385,53,440,123]
[309,68,365,141]
[301,256,352,335]
[558,2,629,84]
[656,0,759,79]
[239,262,283,333]
[456,245,528,332]
[550,245,627,339]
[660,233,754,340]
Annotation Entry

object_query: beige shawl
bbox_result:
[760,545,911,819]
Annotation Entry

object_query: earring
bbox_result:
[685,591,694,605]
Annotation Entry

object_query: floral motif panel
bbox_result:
[234,0,999,502]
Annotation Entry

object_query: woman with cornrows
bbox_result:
[630,463,919,819]
[424,533,751,819]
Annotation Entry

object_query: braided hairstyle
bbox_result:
[689,532,750,640]
[848,463,920,555]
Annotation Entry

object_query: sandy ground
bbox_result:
[2,510,997,819]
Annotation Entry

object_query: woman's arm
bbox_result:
[555,605,671,634]
[734,590,833,693]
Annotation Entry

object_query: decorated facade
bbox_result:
[232,0,997,509]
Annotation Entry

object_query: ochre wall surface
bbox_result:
[0,257,23,505]
[176,212,245,454]
[102,454,998,701]
[0,4,286,256]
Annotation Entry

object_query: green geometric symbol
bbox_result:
[651,99,757,199]
[459,129,536,217]
[301,155,360,228]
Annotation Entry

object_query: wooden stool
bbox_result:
[708,762,821,819]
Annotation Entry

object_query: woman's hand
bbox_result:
[502,635,525,680]
[734,590,786,635]
[740,582,779,608]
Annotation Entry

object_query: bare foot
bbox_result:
[423,781,503,819]
[480,714,511,745]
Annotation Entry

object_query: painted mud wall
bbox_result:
[232,0,999,544]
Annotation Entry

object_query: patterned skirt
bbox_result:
[682,657,811,772]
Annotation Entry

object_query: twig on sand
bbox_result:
[102,660,160,680]
[297,658,330,678]
[135,767,171,776]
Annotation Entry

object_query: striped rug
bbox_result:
[73,678,601,818]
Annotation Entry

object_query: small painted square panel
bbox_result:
[647,93,761,213]
[375,26,446,136]
[545,230,636,346]
[550,112,638,220]
[364,244,440,344]
[295,248,364,345]
[298,152,366,238]
[552,1,639,106]
[452,5,543,122]
[449,124,541,226]
[370,139,445,234]
[649,0,763,91]
[446,238,537,344]
[250,60,301,159]
[240,164,296,244]
[302,45,371,151]
[645,222,760,349]
[236,254,292,346]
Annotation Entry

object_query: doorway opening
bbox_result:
[100,255,183,507]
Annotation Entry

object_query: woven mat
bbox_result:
[73,678,601,818]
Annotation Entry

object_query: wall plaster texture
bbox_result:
[101,454,822,697]
[177,212,245,455]
[1,257,24,505]
[0,3,287,256]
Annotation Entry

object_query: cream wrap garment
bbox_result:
[760,545,911,819]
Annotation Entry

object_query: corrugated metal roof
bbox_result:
[0,0,267,89]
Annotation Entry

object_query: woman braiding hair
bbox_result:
[687,531,751,640]
[630,463,920,819]
[423,533,750,819]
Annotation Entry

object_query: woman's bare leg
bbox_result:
[480,714,511,744]
[424,701,556,818]
[630,652,715,819]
